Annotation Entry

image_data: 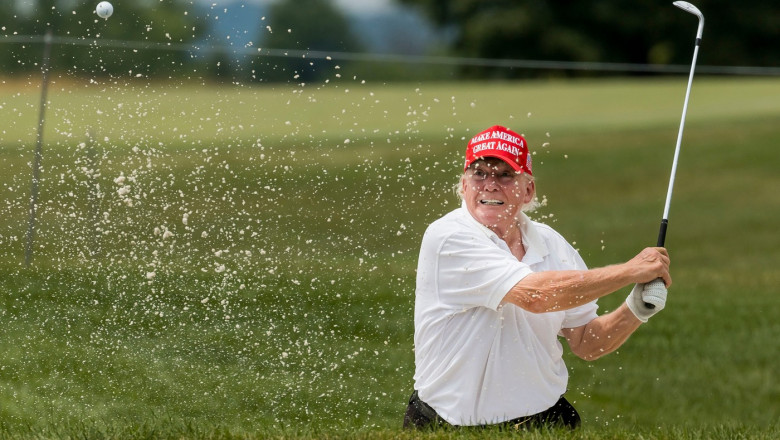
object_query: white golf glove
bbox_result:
[625,280,667,322]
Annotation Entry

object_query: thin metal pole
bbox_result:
[85,130,102,259]
[25,29,54,266]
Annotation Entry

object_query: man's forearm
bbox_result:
[565,303,643,360]
[502,264,633,313]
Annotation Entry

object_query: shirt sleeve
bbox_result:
[435,230,533,312]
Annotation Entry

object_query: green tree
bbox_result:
[255,0,363,83]
[397,0,610,78]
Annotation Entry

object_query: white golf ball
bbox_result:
[96,1,113,20]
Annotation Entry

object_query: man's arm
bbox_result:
[560,303,642,361]
[501,247,670,313]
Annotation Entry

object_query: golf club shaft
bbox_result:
[659,36,702,239]
[643,2,703,309]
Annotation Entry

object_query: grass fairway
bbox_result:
[0,76,779,439]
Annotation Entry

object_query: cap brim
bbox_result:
[465,154,525,172]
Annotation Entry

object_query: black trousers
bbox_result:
[403,390,581,431]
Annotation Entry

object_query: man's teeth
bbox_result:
[480,200,504,205]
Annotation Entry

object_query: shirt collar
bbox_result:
[516,211,549,263]
[460,202,550,262]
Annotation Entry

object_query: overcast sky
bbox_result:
[196,0,395,14]
[14,0,395,16]
[333,0,393,14]
[11,1,397,23]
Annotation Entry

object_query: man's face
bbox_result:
[462,158,534,234]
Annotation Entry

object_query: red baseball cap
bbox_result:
[464,125,532,175]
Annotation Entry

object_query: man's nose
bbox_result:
[483,174,501,189]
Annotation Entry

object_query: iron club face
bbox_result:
[673,1,702,16]
[673,1,704,39]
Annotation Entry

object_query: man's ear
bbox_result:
[524,179,536,204]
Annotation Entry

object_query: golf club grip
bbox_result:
[644,219,669,308]
[656,219,668,247]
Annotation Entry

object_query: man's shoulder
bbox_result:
[526,219,576,252]
[423,208,487,245]
[427,208,466,230]
[528,219,565,241]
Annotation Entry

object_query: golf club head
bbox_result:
[673,1,704,38]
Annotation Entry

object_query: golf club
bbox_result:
[642,1,704,309]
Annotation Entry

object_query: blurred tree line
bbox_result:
[0,0,205,78]
[217,0,367,83]
[0,0,366,82]
[0,0,777,82]
[399,0,780,77]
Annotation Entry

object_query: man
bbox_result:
[404,125,671,430]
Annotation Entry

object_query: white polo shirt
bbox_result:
[413,205,598,425]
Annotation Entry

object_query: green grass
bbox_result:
[1,76,779,438]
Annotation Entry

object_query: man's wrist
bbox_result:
[625,295,649,323]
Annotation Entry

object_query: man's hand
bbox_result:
[625,247,672,287]
[626,282,666,322]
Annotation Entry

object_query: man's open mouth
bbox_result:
[480,200,504,206]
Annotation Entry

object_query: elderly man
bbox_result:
[404,125,670,430]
